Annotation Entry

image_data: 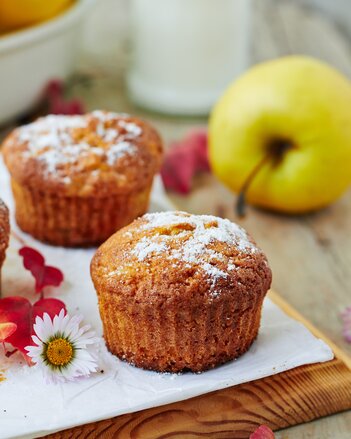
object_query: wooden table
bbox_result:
[3,0,351,437]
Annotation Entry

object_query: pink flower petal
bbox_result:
[0,322,17,342]
[0,296,32,360]
[33,298,66,321]
[250,425,275,439]
[0,296,66,362]
[19,247,45,271]
[161,128,210,195]
[341,306,351,343]
[19,246,64,294]
[45,79,85,115]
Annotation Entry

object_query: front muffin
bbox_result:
[2,111,163,246]
[0,199,10,280]
[91,211,272,373]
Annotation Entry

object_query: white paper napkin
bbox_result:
[0,157,333,439]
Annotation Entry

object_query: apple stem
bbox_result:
[236,152,271,217]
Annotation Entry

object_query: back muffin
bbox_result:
[2,111,163,246]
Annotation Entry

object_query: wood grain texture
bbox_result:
[48,359,351,439]
[46,292,351,439]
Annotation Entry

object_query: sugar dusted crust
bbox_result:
[0,199,10,269]
[91,211,272,372]
[2,111,163,197]
[94,211,269,298]
[2,111,163,246]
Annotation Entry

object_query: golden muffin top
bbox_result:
[0,198,10,266]
[2,111,163,197]
[91,211,271,303]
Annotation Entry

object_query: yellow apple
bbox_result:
[209,56,351,214]
[0,0,73,31]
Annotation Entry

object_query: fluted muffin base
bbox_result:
[97,288,264,373]
[11,179,152,247]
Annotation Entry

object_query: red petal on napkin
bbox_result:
[161,129,210,194]
[0,322,17,343]
[37,266,64,293]
[33,298,67,320]
[19,246,64,294]
[0,297,33,359]
[250,425,275,439]
[0,296,66,362]
[19,247,45,273]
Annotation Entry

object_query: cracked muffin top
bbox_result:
[91,211,272,304]
[2,111,163,197]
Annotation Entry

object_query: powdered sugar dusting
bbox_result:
[118,120,142,138]
[142,212,257,253]
[16,112,142,182]
[227,263,237,271]
[106,142,137,166]
[130,212,259,295]
[134,237,169,261]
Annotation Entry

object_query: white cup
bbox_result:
[127,0,251,115]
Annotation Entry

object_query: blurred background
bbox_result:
[1,1,351,435]
[1,0,351,132]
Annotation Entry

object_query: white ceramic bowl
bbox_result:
[0,0,94,125]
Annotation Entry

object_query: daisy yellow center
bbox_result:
[46,338,73,367]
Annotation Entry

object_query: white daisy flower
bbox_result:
[25,310,100,384]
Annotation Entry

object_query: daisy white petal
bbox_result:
[57,311,70,334]
[25,311,100,384]
[75,354,97,370]
[33,315,48,342]
[71,324,91,341]
[53,309,65,334]
[64,317,83,340]
[43,312,54,331]
[25,345,42,358]
[74,334,100,348]
[31,335,43,346]
[41,313,55,339]
[75,348,96,360]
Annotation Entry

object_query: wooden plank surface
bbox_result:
[46,291,351,439]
